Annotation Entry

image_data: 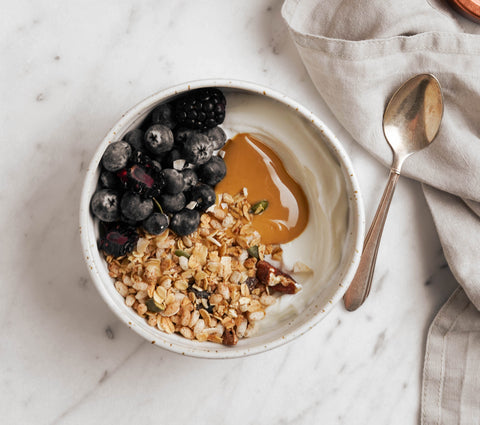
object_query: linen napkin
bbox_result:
[282,0,480,423]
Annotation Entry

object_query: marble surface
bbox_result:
[0,1,459,424]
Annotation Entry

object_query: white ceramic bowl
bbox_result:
[80,79,364,358]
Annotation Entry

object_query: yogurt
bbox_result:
[221,92,350,335]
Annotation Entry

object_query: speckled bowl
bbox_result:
[79,79,365,358]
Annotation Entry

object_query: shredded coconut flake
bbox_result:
[173,159,186,170]
[207,235,222,247]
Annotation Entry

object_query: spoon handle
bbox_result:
[344,169,400,311]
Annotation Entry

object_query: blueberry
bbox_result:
[160,192,186,213]
[161,148,182,169]
[120,214,139,227]
[102,141,132,172]
[197,156,227,186]
[182,133,213,165]
[91,189,121,222]
[151,103,176,129]
[99,169,121,189]
[174,127,196,149]
[205,126,227,150]
[144,124,174,155]
[160,168,185,194]
[170,209,201,236]
[143,212,169,235]
[120,192,154,222]
[124,129,145,152]
[188,183,216,211]
[181,169,199,192]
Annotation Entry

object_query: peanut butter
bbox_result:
[216,133,309,244]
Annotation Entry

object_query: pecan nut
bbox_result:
[256,260,300,294]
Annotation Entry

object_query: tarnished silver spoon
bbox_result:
[344,74,443,311]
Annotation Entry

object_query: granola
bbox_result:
[105,190,300,345]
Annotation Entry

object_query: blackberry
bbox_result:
[174,88,226,130]
[98,222,139,257]
[118,164,163,198]
[130,150,162,175]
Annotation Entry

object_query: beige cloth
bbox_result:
[282,0,480,423]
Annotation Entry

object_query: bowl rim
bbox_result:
[79,78,365,359]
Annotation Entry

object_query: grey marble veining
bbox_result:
[0,1,458,424]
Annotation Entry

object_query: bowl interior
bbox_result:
[80,81,364,358]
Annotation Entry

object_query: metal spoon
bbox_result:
[344,74,443,311]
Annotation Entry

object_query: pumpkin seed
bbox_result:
[174,249,191,259]
[250,200,269,215]
[247,245,259,259]
[146,298,164,313]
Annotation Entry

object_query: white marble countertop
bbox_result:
[1,1,459,424]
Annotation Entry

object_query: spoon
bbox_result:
[343,74,443,311]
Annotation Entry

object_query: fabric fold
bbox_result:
[282,0,480,422]
[422,288,480,425]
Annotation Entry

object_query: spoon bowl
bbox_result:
[384,74,443,172]
[344,74,443,311]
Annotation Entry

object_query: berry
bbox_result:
[118,164,162,198]
[161,148,182,169]
[119,213,139,227]
[182,133,213,165]
[159,192,186,214]
[102,141,132,172]
[181,169,198,192]
[143,212,169,235]
[91,189,121,222]
[99,169,121,189]
[151,103,175,129]
[197,156,226,186]
[174,88,226,130]
[124,129,145,152]
[98,222,139,257]
[144,124,174,155]
[170,209,201,236]
[160,168,185,194]
[130,150,162,175]
[121,192,154,222]
[173,127,196,149]
[188,183,216,211]
[205,126,227,150]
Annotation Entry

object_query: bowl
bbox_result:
[79,79,365,358]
